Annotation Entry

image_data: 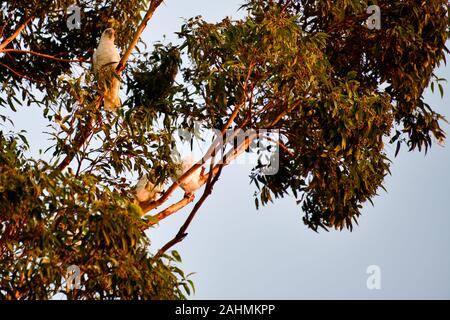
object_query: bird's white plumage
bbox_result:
[171,156,203,194]
[93,28,121,111]
[135,174,165,202]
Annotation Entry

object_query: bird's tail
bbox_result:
[104,77,121,111]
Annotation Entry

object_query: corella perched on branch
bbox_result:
[93,28,121,111]
[172,156,205,197]
[136,172,165,203]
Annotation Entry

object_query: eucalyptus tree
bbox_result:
[0,0,448,299]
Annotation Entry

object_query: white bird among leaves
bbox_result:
[93,28,121,111]
[172,156,205,196]
[135,172,165,203]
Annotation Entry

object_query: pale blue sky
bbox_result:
[4,1,450,299]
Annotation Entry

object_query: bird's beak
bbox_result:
[104,28,115,39]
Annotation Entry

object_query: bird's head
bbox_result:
[101,28,116,42]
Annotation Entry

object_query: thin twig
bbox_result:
[0,61,41,82]
[56,97,101,171]
[0,49,89,63]
[264,136,294,157]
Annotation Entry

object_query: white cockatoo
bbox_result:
[135,172,165,203]
[171,156,204,195]
[93,28,121,111]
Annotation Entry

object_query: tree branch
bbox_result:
[198,130,257,185]
[0,16,34,50]
[116,0,164,73]
[139,162,206,213]
[152,163,224,263]
[0,61,42,82]
[145,138,222,226]
[146,195,195,227]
